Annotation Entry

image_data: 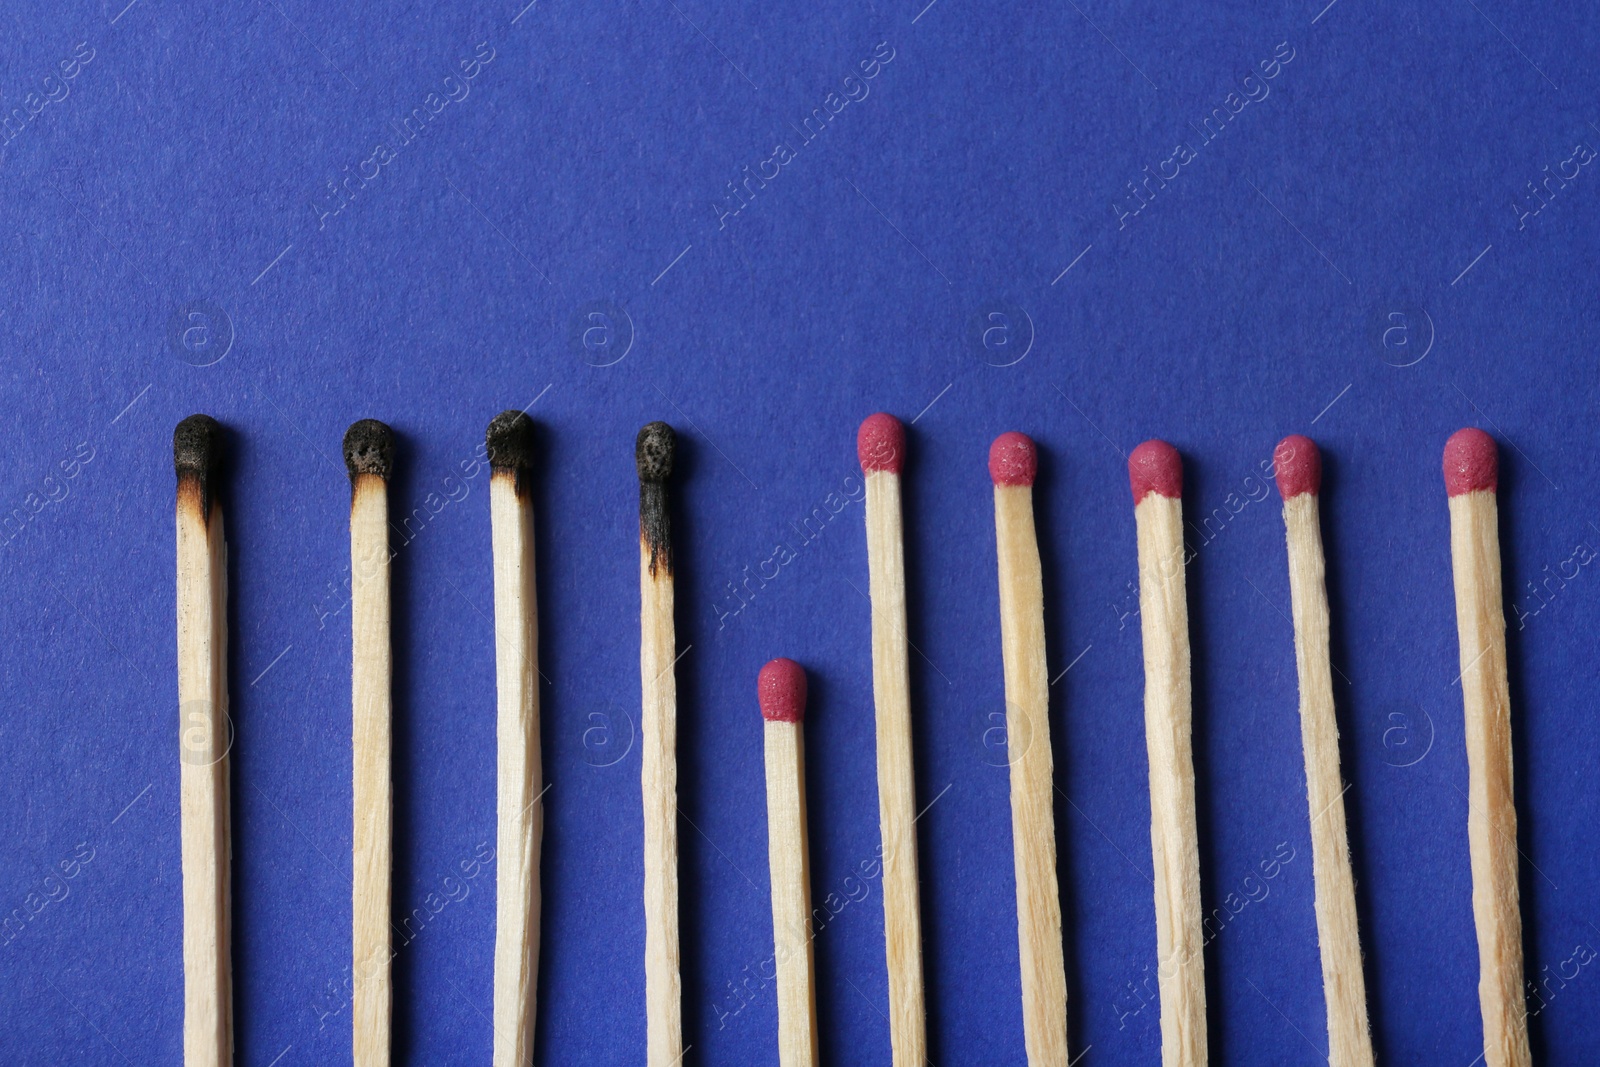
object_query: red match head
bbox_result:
[1273,434,1321,499]
[989,432,1037,487]
[858,413,905,474]
[758,658,807,723]
[1128,440,1181,503]
[1443,428,1497,496]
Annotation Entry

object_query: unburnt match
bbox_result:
[760,658,819,1067]
[989,432,1068,1066]
[858,412,927,1066]
[1274,434,1373,1067]
[637,421,683,1067]
[345,418,395,1067]
[174,415,233,1067]
[488,411,543,1067]
[1443,428,1531,1067]
[1128,439,1206,1067]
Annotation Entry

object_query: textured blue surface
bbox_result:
[3,0,1600,1063]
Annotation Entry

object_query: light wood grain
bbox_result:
[351,474,392,1067]
[1448,489,1531,1067]
[1282,493,1373,1067]
[863,468,927,1067]
[1132,492,1206,1067]
[491,472,543,1067]
[764,719,819,1067]
[177,493,232,1067]
[993,482,1069,1067]
[641,542,683,1067]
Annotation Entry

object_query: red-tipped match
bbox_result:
[989,432,1037,487]
[858,413,905,474]
[1443,428,1498,496]
[758,658,807,723]
[1128,440,1181,502]
[1273,434,1321,499]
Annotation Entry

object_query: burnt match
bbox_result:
[345,418,394,1067]
[487,411,544,1067]
[174,414,233,1067]
[638,421,683,1067]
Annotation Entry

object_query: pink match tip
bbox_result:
[758,658,807,723]
[1128,440,1182,502]
[1273,435,1321,499]
[1443,428,1498,496]
[989,432,1037,487]
[858,413,905,474]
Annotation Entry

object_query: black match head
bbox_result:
[636,421,675,483]
[636,421,675,576]
[485,410,534,472]
[343,419,394,481]
[173,414,223,476]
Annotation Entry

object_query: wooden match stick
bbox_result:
[638,421,683,1067]
[488,412,543,1067]
[1273,435,1373,1067]
[759,658,819,1067]
[174,415,233,1067]
[346,419,394,1067]
[990,432,1069,1067]
[858,412,927,1067]
[1128,440,1206,1067]
[1443,428,1531,1067]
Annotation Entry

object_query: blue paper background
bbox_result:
[3,0,1600,1062]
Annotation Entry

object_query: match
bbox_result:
[345,418,395,1067]
[858,412,927,1066]
[989,432,1068,1066]
[488,411,544,1067]
[760,657,819,1067]
[1274,434,1373,1067]
[1443,427,1531,1067]
[1128,439,1206,1067]
[637,421,683,1067]
[174,415,233,1067]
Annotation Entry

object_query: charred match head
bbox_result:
[1443,427,1498,496]
[174,414,224,520]
[989,431,1037,487]
[857,412,905,475]
[343,419,394,484]
[174,414,223,476]
[1128,439,1182,504]
[1273,434,1321,500]
[758,658,807,724]
[637,421,675,577]
[637,421,675,483]
[486,409,534,495]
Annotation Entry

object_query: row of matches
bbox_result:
[172,411,1523,1067]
